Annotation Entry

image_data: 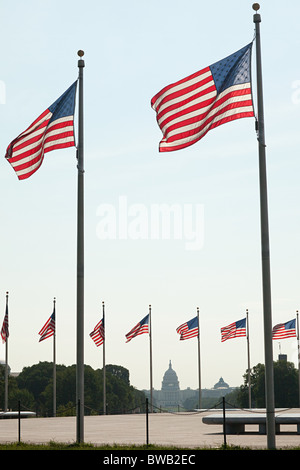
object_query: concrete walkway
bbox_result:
[0,410,300,449]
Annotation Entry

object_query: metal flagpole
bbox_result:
[102,301,106,415]
[252,3,276,448]
[296,311,300,407]
[4,292,8,413]
[246,309,251,408]
[53,297,56,417]
[197,307,202,409]
[76,50,85,443]
[149,305,153,412]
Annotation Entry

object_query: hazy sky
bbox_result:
[0,1,300,393]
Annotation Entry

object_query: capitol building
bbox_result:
[144,360,237,409]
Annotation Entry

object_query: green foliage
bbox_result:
[0,362,145,416]
[237,359,299,408]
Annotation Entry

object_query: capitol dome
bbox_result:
[161,360,180,391]
[213,377,229,390]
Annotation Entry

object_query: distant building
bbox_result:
[202,377,236,398]
[143,361,237,409]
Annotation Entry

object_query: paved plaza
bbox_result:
[0,409,300,450]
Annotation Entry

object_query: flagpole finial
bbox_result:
[77,50,85,68]
[252,3,260,11]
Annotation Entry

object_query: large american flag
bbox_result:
[125,314,149,343]
[221,318,246,342]
[176,316,198,340]
[5,81,77,180]
[1,302,9,344]
[39,310,55,342]
[151,43,254,152]
[90,318,105,347]
[272,319,296,340]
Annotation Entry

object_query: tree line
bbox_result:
[1,359,298,415]
[0,362,146,416]
[237,359,300,408]
[180,359,300,411]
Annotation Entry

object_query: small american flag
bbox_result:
[39,310,55,342]
[5,81,77,180]
[151,43,254,152]
[272,319,296,340]
[221,318,246,342]
[176,316,198,340]
[90,318,105,347]
[1,301,9,344]
[125,314,149,343]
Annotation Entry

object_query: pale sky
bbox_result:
[0,0,300,393]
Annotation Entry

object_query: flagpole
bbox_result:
[149,305,153,412]
[102,301,106,415]
[4,292,8,413]
[76,49,85,443]
[53,297,56,417]
[246,309,251,408]
[197,307,201,409]
[296,311,300,407]
[253,4,276,449]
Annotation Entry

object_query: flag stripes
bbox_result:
[151,43,254,152]
[39,311,55,342]
[176,316,198,340]
[1,303,9,344]
[90,318,105,347]
[272,319,296,340]
[5,81,77,180]
[221,318,246,342]
[125,314,149,343]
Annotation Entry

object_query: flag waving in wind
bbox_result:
[125,314,149,343]
[151,43,254,152]
[90,318,105,347]
[272,319,296,340]
[1,297,9,344]
[176,316,198,340]
[221,318,246,342]
[5,81,77,180]
[39,309,56,342]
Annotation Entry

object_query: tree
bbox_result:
[14,362,146,416]
[237,360,299,408]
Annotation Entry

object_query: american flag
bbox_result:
[5,81,77,180]
[151,43,254,152]
[125,314,149,343]
[39,310,55,342]
[90,318,105,347]
[176,316,198,340]
[221,318,246,342]
[1,302,9,344]
[272,319,296,340]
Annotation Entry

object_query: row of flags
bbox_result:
[0,304,297,348]
[88,314,298,347]
[4,42,255,181]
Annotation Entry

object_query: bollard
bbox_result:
[18,400,21,443]
[222,396,227,448]
[146,398,149,446]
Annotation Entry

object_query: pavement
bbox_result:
[0,409,300,450]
